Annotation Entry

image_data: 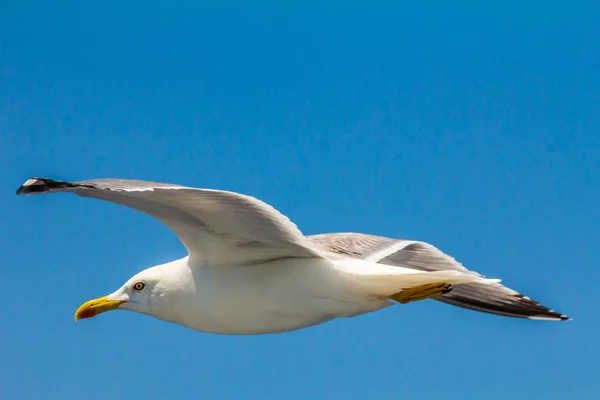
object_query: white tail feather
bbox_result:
[336,259,500,297]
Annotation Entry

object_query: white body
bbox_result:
[113,256,488,335]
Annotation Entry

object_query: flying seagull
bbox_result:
[16,177,569,335]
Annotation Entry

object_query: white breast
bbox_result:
[164,257,388,335]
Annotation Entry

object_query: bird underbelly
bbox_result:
[182,307,342,335]
[170,259,389,335]
[176,290,379,335]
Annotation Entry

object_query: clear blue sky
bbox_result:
[1,1,599,399]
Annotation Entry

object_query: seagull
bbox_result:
[16,177,569,335]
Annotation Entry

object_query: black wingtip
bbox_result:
[16,177,75,195]
[16,177,50,195]
[552,310,572,321]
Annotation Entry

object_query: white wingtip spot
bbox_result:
[22,178,40,187]
[480,278,502,285]
[528,315,568,321]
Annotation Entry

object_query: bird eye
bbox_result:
[133,282,145,291]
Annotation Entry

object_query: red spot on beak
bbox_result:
[77,308,96,320]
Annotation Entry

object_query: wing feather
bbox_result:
[309,232,569,321]
[17,177,322,266]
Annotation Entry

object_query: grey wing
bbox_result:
[17,177,323,266]
[309,232,569,321]
[309,232,400,259]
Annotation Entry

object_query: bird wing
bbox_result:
[309,232,568,321]
[17,177,323,266]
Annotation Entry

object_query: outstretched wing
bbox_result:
[309,232,569,321]
[17,177,323,266]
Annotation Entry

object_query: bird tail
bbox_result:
[338,260,498,298]
[348,263,570,320]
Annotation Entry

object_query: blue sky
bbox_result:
[1,1,599,399]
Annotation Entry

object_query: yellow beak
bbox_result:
[74,295,125,321]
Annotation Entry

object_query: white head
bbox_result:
[74,261,192,324]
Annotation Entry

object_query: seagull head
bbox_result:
[74,261,190,322]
